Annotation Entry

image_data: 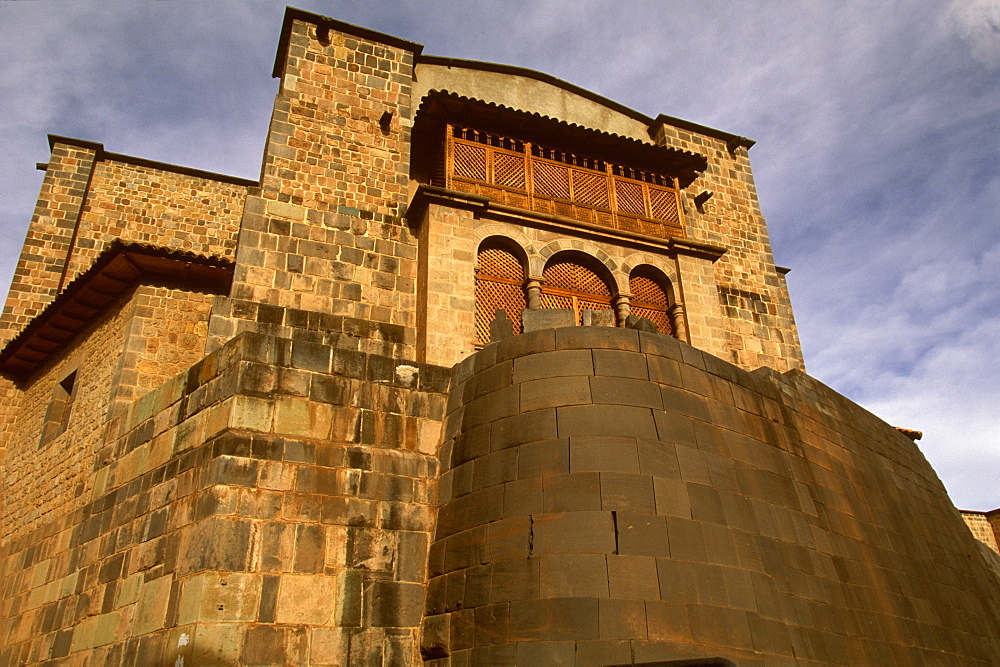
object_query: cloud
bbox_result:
[0,0,996,511]
[944,0,1000,68]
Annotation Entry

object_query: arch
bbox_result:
[628,264,675,336]
[535,238,621,290]
[473,224,533,260]
[475,236,527,344]
[619,252,678,290]
[540,250,616,325]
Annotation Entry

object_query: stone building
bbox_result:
[962,508,1000,555]
[0,7,998,666]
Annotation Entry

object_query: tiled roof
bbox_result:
[0,241,233,382]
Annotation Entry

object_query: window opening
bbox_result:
[629,269,674,336]
[40,370,77,447]
[540,257,614,325]
[475,243,526,345]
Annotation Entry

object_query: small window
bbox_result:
[40,371,77,447]
[629,268,674,336]
[540,254,615,325]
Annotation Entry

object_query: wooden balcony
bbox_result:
[444,125,685,240]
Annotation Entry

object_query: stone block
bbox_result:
[512,349,594,384]
[665,517,708,562]
[275,574,337,624]
[554,326,638,351]
[539,553,609,598]
[688,483,728,525]
[189,623,241,665]
[543,472,602,512]
[574,640,632,667]
[592,349,648,379]
[509,597,600,641]
[645,600,692,641]
[656,559,701,605]
[601,472,656,512]
[241,625,308,666]
[556,405,657,439]
[615,511,669,557]
[474,603,510,646]
[515,640,576,664]
[653,477,692,518]
[421,614,450,660]
[464,564,491,608]
[659,385,711,422]
[490,408,557,451]
[311,627,351,665]
[495,327,556,361]
[487,516,532,561]
[490,557,540,602]
[177,517,252,575]
[607,554,661,599]
[637,438,681,478]
[570,436,640,473]
[589,376,662,409]
[178,571,261,625]
[503,477,543,517]
[517,439,569,479]
[532,511,616,555]
[599,597,648,640]
[521,308,575,332]
[519,375,592,412]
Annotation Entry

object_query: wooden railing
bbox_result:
[445,125,685,240]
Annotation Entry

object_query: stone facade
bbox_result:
[962,509,1000,554]
[0,7,997,666]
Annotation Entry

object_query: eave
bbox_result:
[0,241,234,384]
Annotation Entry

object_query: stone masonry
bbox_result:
[0,7,998,667]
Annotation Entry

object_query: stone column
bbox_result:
[614,294,631,327]
[669,302,689,342]
[524,277,543,310]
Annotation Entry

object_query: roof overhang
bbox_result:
[413,90,709,183]
[0,241,234,383]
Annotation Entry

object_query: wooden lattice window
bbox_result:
[629,268,674,336]
[476,243,526,344]
[540,256,615,325]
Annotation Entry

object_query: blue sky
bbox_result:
[0,1,997,509]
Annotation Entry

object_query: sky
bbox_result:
[0,1,997,510]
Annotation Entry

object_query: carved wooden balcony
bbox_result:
[444,125,685,240]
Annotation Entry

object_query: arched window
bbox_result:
[475,240,526,344]
[540,254,615,325]
[629,267,674,336]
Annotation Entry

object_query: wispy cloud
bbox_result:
[0,0,996,509]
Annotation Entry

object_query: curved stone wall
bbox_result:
[423,327,1000,664]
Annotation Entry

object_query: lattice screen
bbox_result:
[629,273,673,336]
[493,152,526,190]
[454,142,487,181]
[543,260,612,297]
[541,258,614,324]
[476,246,525,344]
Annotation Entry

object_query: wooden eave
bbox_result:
[0,241,234,383]
[413,90,709,181]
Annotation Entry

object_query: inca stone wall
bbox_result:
[649,123,803,374]
[0,138,249,350]
[963,510,1000,554]
[0,284,219,545]
[0,331,450,665]
[212,15,422,357]
[424,326,1000,664]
